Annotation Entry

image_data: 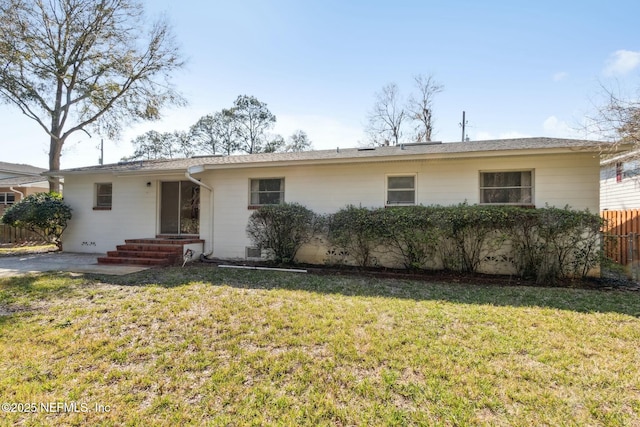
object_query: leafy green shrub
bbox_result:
[501,207,543,279]
[378,206,439,270]
[257,201,603,282]
[502,206,602,284]
[433,203,508,273]
[536,206,602,283]
[1,192,72,250]
[246,203,319,264]
[326,205,382,267]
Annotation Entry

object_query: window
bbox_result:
[480,171,533,205]
[622,160,640,180]
[0,193,15,205]
[387,175,416,205]
[616,162,623,183]
[95,183,112,209]
[250,178,284,206]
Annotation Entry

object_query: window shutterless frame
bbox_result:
[0,193,15,205]
[385,174,417,206]
[479,170,534,205]
[95,183,112,209]
[249,178,285,207]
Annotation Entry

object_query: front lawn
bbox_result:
[1,266,639,426]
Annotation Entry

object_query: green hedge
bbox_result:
[247,203,602,283]
[325,204,602,283]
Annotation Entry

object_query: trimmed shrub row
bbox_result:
[247,203,602,283]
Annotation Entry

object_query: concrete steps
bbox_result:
[97,237,203,267]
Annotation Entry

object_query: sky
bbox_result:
[1,0,639,169]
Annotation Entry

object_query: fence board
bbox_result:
[600,210,640,269]
[0,225,42,244]
[601,209,640,234]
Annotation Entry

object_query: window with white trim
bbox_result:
[0,193,15,205]
[250,178,284,206]
[622,160,640,180]
[386,175,416,205]
[480,171,533,205]
[95,183,112,208]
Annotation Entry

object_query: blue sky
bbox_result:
[2,0,639,168]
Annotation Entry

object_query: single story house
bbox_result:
[600,149,640,210]
[48,137,628,269]
[0,161,49,215]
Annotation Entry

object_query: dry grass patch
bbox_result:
[0,243,56,257]
[0,266,639,425]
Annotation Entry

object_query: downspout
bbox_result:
[9,187,24,201]
[185,166,214,256]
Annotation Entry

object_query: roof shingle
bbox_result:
[0,161,47,176]
[48,137,629,176]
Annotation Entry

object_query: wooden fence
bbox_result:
[601,209,640,235]
[0,225,42,244]
[601,209,640,267]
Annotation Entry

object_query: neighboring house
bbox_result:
[48,137,628,270]
[600,150,640,210]
[0,161,49,215]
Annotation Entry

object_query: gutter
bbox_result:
[9,187,24,200]
[185,165,214,256]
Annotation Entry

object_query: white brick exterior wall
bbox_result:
[61,152,600,267]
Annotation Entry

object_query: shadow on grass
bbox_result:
[0,274,78,298]
[92,264,640,317]
[0,273,81,324]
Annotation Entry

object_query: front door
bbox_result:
[160,181,200,235]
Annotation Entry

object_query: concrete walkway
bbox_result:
[0,252,150,277]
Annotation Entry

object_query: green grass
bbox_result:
[1,265,640,426]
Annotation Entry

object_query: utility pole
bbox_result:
[99,139,104,165]
[460,111,468,142]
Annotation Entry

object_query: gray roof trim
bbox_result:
[0,176,49,187]
[600,149,640,166]
[0,161,47,176]
[46,137,631,177]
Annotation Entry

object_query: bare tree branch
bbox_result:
[366,83,406,146]
[406,74,443,142]
[0,0,186,191]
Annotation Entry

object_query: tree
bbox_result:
[1,192,72,250]
[406,74,443,142]
[0,0,185,192]
[232,95,276,154]
[366,83,406,146]
[285,130,312,152]
[125,129,192,160]
[125,130,170,160]
[587,85,640,147]
[263,134,285,153]
[171,130,194,158]
[190,110,239,155]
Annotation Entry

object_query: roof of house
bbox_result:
[48,137,631,176]
[600,148,640,166]
[0,161,47,176]
[0,175,50,187]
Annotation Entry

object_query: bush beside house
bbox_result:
[248,203,602,284]
[1,192,72,250]
[246,203,321,264]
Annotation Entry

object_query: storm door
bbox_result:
[160,181,200,235]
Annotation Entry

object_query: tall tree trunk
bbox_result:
[48,135,63,193]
